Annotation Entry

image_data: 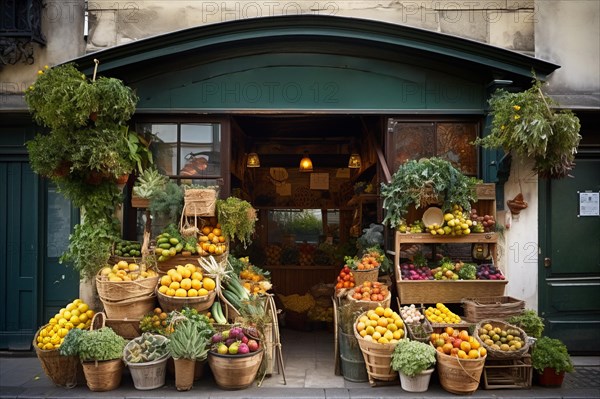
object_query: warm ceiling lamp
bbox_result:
[246,152,260,168]
[299,151,313,172]
[348,153,362,169]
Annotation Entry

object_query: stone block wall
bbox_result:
[86,1,535,53]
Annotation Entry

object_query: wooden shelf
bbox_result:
[394,230,504,304]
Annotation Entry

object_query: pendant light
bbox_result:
[299,151,313,172]
[348,153,362,169]
[246,152,260,168]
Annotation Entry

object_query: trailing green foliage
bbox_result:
[531,336,574,374]
[216,197,256,248]
[381,157,479,229]
[77,327,126,362]
[507,309,545,339]
[474,79,581,179]
[59,217,120,280]
[391,339,437,377]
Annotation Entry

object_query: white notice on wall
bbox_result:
[578,191,599,217]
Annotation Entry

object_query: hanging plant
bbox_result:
[474,78,581,179]
[24,62,148,279]
[216,197,257,248]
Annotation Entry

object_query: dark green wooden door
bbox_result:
[539,157,600,353]
[0,159,39,350]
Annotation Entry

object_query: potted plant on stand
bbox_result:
[391,338,437,392]
[531,336,574,387]
[62,314,127,392]
[167,317,211,391]
[380,157,480,230]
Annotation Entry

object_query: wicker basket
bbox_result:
[156,288,216,313]
[96,272,159,302]
[131,196,150,208]
[352,267,379,287]
[208,348,264,390]
[100,294,157,319]
[475,319,530,360]
[33,324,82,388]
[353,313,398,385]
[462,296,525,322]
[183,188,217,217]
[104,318,142,339]
[346,289,391,312]
[81,358,124,392]
[436,350,486,395]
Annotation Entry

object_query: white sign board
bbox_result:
[578,191,599,217]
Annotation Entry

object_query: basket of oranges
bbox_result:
[430,326,487,395]
[156,264,217,313]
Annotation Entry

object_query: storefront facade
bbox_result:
[1,4,598,352]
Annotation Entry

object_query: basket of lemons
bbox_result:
[156,264,217,313]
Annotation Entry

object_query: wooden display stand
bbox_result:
[394,183,507,305]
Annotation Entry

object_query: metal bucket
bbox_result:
[338,328,368,382]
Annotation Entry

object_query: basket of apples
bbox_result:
[208,326,263,390]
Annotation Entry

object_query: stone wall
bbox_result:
[86,1,535,53]
[0,0,85,99]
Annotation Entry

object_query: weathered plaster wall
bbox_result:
[535,0,600,98]
[0,0,85,97]
[503,157,539,310]
[86,1,535,53]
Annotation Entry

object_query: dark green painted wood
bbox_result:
[135,53,485,111]
[42,183,79,323]
[539,158,600,353]
[71,16,558,84]
[0,159,39,350]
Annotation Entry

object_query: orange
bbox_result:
[191,271,203,281]
[459,330,470,341]
[202,226,211,235]
[187,288,198,297]
[191,279,202,290]
[169,281,180,290]
[158,285,169,294]
[468,349,480,359]
[445,326,454,336]
[160,275,172,286]
[460,341,471,352]
[166,288,176,296]
[202,277,216,291]
[181,268,192,279]
[175,288,187,297]
[212,228,222,236]
[171,272,182,282]
[180,278,192,290]
[457,350,468,359]
[479,347,487,357]
[442,343,453,354]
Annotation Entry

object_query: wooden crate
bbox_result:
[462,296,525,322]
[483,355,532,389]
[394,230,505,304]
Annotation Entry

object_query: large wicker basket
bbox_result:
[436,350,486,395]
[104,318,142,339]
[100,294,157,319]
[81,359,123,392]
[156,288,216,313]
[462,296,525,322]
[183,188,217,217]
[353,313,398,386]
[33,324,83,388]
[352,267,379,287]
[474,319,530,360]
[346,289,391,312]
[96,272,159,302]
